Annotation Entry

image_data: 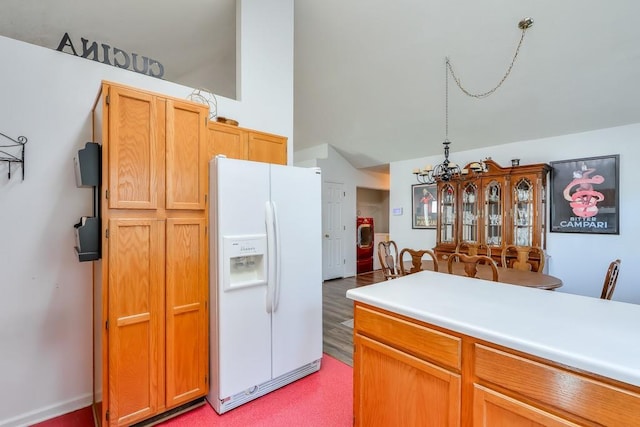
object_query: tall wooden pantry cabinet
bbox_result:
[92,82,209,426]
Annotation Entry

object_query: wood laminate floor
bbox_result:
[322,270,385,366]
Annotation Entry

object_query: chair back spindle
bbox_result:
[600,259,621,300]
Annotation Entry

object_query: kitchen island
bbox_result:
[346,270,640,426]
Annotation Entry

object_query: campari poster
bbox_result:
[550,155,619,234]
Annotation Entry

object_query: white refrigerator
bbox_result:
[207,156,323,414]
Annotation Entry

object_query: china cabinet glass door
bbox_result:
[461,183,479,243]
[440,184,456,244]
[484,180,503,247]
[513,178,534,246]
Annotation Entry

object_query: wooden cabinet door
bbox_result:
[107,85,162,210]
[480,177,506,249]
[354,334,460,427]
[108,219,164,426]
[437,183,458,249]
[248,131,287,165]
[165,100,208,210]
[208,122,247,160]
[509,173,545,247]
[459,181,480,244]
[473,385,580,426]
[165,218,208,408]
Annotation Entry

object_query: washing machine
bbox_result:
[356,217,374,274]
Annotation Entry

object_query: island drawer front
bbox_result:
[354,305,461,370]
[474,344,640,426]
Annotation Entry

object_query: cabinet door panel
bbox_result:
[354,334,460,427]
[248,131,287,165]
[208,122,247,160]
[473,385,581,427]
[166,100,207,210]
[108,86,160,209]
[108,219,163,426]
[165,218,208,407]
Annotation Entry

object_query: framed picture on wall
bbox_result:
[412,184,437,229]
[550,154,619,234]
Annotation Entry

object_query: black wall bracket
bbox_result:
[0,131,27,180]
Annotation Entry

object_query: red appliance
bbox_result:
[356,217,374,274]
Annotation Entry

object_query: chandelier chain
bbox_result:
[446,25,529,99]
[414,18,533,185]
[445,57,449,141]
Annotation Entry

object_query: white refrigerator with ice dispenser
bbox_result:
[206,156,323,414]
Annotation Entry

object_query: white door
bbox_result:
[323,181,345,280]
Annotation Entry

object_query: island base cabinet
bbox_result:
[352,302,640,427]
[354,335,460,426]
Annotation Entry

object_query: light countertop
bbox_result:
[346,270,640,387]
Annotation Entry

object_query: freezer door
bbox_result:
[269,164,323,378]
[212,157,272,398]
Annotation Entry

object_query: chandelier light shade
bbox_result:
[413,17,533,185]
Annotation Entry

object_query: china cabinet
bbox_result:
[434,160,551,264]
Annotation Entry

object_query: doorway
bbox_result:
[356,187,390,273]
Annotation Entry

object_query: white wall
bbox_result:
[297,144,389,277]
[0,1,293,425]
[357,188,390,234]
[390,124,640,303]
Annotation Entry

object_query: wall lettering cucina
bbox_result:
[56,32,165,78]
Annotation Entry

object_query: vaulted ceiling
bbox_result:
[3,1,639,171]
[293,0,640,169]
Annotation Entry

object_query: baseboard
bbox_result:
[0,393,93,427]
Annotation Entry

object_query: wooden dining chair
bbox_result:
[455,242,473,255]
[476,243,492,258]
[448,253,499,282]
[378,240,401,280]
[456,242,492,258]
[501,245,545,273]
[399,248,439,275]
[600,259,621,300]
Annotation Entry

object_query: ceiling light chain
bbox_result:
[446,17,533,99]
[414,18,534,185]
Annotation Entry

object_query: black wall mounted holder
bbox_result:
[74,142,101,262]
[0,131,27,180]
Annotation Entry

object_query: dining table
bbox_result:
[416,259,563,290]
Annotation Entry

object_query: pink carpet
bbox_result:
[32,354,352,427]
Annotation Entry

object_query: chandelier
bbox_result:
[414,17,534,185]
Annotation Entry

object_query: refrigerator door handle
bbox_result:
[271,201,282,312]
[265,201,276,313]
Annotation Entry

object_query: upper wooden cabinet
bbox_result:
[435,160,551,261]
[248,131,287,164]
[105,85,207,211]
[165,99,208,210]
[106,85,161,210]
[208,121,287,165]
